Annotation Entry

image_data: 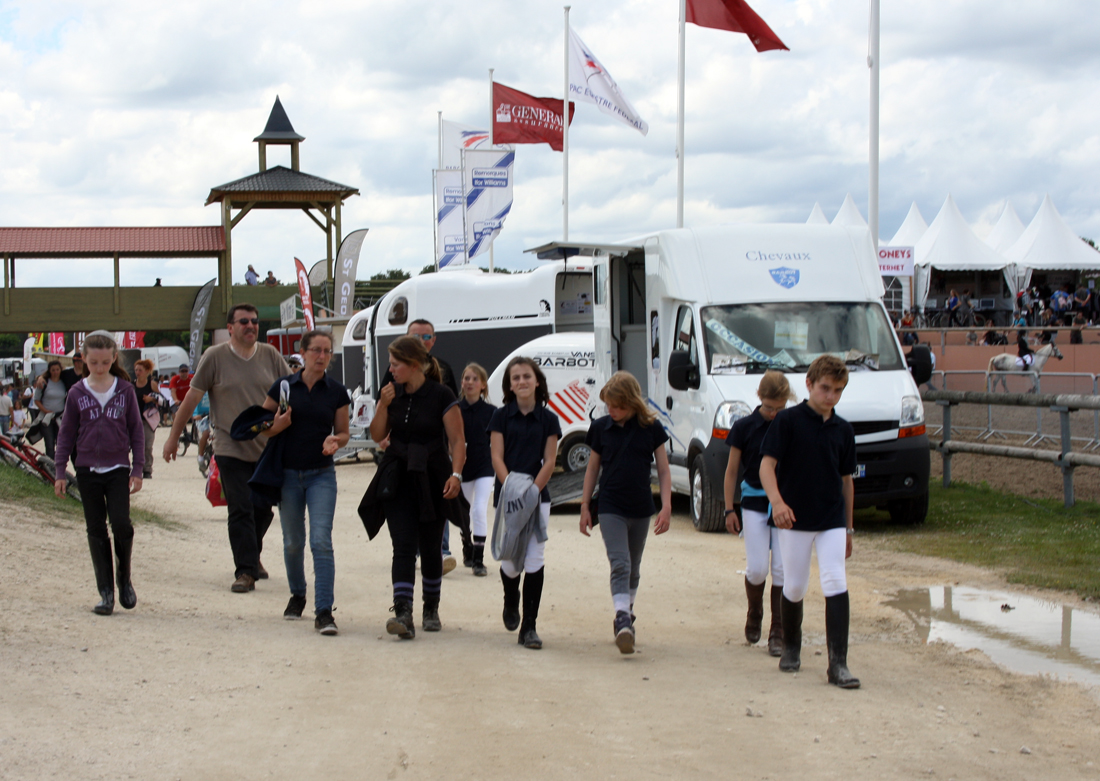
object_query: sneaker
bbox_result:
[614,611,635,655]
[442,554,457,575]
[315,609,338,635]
[283,595,307,620]
[231,573,255,593]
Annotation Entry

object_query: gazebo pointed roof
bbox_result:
[984,202,1025,254]
[831,193,867,228]
[206,165,358,206]
[254,96,305,142]
[805,202,829,224]
[1004,194,1100,270]
[888,202,928,247]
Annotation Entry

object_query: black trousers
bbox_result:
[385,481,445,603]
[75,467,133,544]
[216,455,274,579]
[41,416,59,459]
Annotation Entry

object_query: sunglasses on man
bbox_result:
[232,317,260,325]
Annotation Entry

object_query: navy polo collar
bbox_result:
[287,369,331,389]
[504,400,543,418]
[799,399,838,426]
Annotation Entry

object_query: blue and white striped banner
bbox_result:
[462,149,514,261]
[434,169,466,268]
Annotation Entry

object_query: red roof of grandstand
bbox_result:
[0,227,226,256]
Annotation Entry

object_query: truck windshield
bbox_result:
[700,302,904,373]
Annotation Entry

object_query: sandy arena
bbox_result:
[2,455,1098,780]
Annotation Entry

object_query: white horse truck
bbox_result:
[529,224,930,531]
[340,261,593,459]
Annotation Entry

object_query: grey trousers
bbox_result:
[598,513,650,596]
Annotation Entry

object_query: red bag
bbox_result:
[205,456,227,507]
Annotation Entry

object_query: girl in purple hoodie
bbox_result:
[54,333,145,616]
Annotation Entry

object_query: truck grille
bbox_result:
[852,420,898,436]
[853,475,891,495]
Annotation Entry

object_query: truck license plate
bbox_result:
[853,464,866,478]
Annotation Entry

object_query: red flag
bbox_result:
[686,0,789,52]
[492,82,576,152]
[119,332,145,349]
[48,333,66,354]
[294,257,315,331]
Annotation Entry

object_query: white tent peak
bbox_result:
[888,202,927,247]
[831,193,867,228]
[1003,194,1100,270]
[916,194,1007,270]
[985,201,1025,254]
[806,202,829,224]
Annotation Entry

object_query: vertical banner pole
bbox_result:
[676,0,686,229]
[437,110,443,168]
[488,68,495,272]
[563,5,571,242]
[868,0,880,249]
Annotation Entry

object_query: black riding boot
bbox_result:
[472,535,487,577]
[460,524,475,568]
[767,586,784,657]
[518,567,545,649]
[423,597,442,632]
[744,578,766,644]
[386,599,415,639]
[87,536,115,616]
[114,532,137,610]
[501,568,521,631]
[825,592,861,689]
[779,595,803,672]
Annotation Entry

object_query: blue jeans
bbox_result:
[280,467,337,614]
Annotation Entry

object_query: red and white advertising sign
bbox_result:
[878,245,914,276]
[492,82,575,152]
[48,332,66,354]
[294,257,315,331]
[120,331,146,349]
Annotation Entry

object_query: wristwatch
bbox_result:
[450,472,462,480]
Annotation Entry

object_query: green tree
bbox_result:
[419,264,437,275]
[371,269,411,281]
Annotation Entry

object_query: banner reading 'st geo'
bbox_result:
[434,169,466,268]
[335,229,369,317]
[878,246,914,276]
[462,149,514,261]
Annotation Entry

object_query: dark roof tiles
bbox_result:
[206,166,359,204]
[0,226,225,255]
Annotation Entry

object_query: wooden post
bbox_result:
[1054,405,1075,507]
[333,199,341,284]
[258,141,267,172]
[223,198,233,312]
[938,400,953,487]
[113,253,120,314]
[325,205,333,282]
[291,141,300,172]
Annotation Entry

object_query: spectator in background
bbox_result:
[10,394,28,434]
[245,265,260,286]
[1071,313,1086,345]
[897,310,917,346]
[133,359,160,480]
[34,360,68,458]
[60,352,84,392]
[0,382,12,435]
[265,271,278,287]
[946,289,961,326]
[1050,285,1070,324]
[1038,309,1055,344]
[1074,284,1091,323]
[169,364,193,412]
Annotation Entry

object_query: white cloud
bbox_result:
[1,0,1099,293]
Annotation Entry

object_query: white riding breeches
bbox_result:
[742,508,783,587]
[777,527,848,602]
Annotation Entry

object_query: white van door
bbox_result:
[666,303,705,491]
[592,256,614,393]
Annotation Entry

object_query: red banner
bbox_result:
[492,82,575,152]
[48,332,66,354]
[120,332,146,349]
[686,0,789,52]
[294,257,315,331]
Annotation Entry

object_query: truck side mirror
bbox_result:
[668,350,700,391]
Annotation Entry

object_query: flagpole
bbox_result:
[436,110,442,270]
[676,0,686,229]
[868,0,880,249]
[488,68,495,272]
[437,110,443,168]
[563,5,571,242]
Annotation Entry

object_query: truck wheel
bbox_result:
[690,454,724,532]
[560,434,591,473]
[888,492,928,525]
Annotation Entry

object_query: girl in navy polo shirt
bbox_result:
[723,371,796,657]
[458,363,496,577]
[488,357,560,649]
[579,372,671,655]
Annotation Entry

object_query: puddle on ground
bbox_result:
[885,586,1100,688]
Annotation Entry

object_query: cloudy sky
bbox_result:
[2,0,1098,287]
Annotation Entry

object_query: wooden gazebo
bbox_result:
[206,96,360,310]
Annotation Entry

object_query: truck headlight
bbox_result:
[899,395,926,438]
[712,401,752,439]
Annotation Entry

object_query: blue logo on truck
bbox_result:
[769,267,800,289]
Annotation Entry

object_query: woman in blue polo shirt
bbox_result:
[723,371,796,657]
[488,356,560,650]
[579,371,671,655]
[459,363,496,577]
[262,331,350,636]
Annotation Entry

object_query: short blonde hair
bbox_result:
[599,371,656,427]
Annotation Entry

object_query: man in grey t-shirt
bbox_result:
[163,303,289,593]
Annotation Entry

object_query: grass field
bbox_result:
[859,481,1100,599]
[0,464,174,529]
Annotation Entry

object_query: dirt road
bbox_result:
[2,457,1098,780]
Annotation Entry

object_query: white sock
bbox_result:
[630,588,638,611]
[613,593,631,614]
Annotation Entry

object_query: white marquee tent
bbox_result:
[985,202,1025,254]
[806,202,829,224]
[831,193,867,228]
[914,195,1009,311]
[1005,194,1100,276]
[885,202,928,311]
